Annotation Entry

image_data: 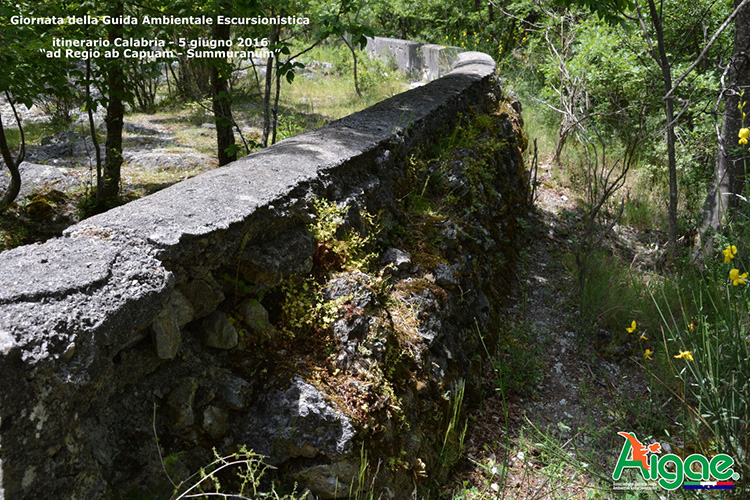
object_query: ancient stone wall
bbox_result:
[0,50,527,499]
[365,36,462,81]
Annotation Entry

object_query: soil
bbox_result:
[0,109,226,251]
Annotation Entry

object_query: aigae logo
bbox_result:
[612,432,739,490]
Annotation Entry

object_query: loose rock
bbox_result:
[199,311,238,350]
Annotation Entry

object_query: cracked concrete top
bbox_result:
[0,238,118,303]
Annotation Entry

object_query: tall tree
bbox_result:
[564,0,747,256]
[700,0,750,247]
[99,0,126,206]
[635,0,679,255]
[210,11,237,166]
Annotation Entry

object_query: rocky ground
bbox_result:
[443,163,661,500]
[0,104,222,250]
[0,111,218,195]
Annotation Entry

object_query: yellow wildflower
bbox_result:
[740,128,750,145]
[644,349,653,360]
[640,332,648,341]
[723,245,738,263]
[730,268,748,286]
[626,320,637,333]
[674,350,694,362]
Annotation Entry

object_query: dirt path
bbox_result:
[445,164,653,499]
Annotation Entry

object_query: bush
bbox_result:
[647,247,750,485]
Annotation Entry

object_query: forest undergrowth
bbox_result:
[443,149,748,499]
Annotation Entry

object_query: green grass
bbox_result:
[620,169,669,232]
[564,248,684,352]
[621,196,663,231]
[518,100,557,164]
[449,421,608,500]
[2,118,71,153]
[646,258,750,491]
[281,47,407,121]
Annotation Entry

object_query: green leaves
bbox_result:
[277,60,304,84]
[554,0,635,25]
[0,3,70,105]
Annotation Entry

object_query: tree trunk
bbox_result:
[647,0,679,257]
[342,35,362,98]
[0,114,21,212]
[86,60,102,188]
[211,19,237,166]
[262,24,280,147]
[99,0,125,206]
[271,57,282,145]
[553,121,571,166]
[664,89,679,257]
[700,0,750,249]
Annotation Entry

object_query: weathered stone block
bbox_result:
[240,377,355,466]
[152,312,181,359]
[324,271,375,308]
[167,378,197,430]
[180,274,224,319]
[199,311,238,349]
[0,329,16,355]
[218,375,251,410]
[293,459,362,499]
[239,228,315,292]
[381,248,412,273]
[237,298,272,333]
[201,405,228,438]
[151,291,193,359]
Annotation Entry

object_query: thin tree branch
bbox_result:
[634,0,660,65]
[5,91,26,165]
[667,0,750,98]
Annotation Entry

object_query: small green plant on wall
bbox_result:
[277,197,380,339]
[311,196,380,271]
[279,275,344,338]
[168,446,302,500]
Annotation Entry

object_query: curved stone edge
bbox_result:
[0,237,174,498]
